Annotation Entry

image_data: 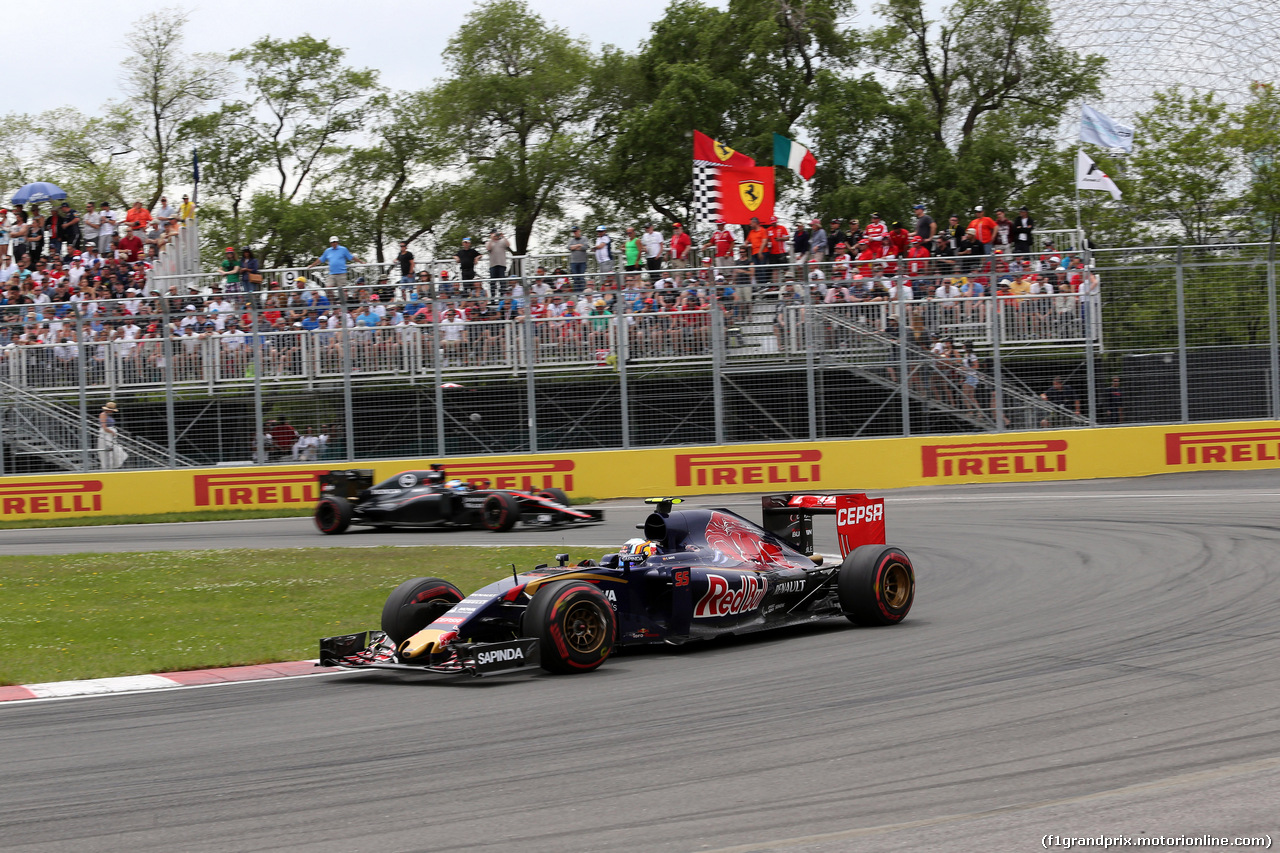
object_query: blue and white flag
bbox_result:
[1076,150,1122,200]
[1080,105,1134,153]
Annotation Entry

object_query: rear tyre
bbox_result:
[525,580,616,674]
[537,487,570,506]
[314,496,353,535]
[837,544,915,626]
[483,491,521,531]
[380,577,465,644]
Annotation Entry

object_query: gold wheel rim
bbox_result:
[882,562,912,609]
[563,601,606,654]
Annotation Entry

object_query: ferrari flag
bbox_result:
[773,133,816,181]
[715,164,776,225]
[693,130,756,168]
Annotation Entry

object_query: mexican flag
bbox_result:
[773,133,816,181]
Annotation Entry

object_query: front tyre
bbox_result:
[537,487,570,507]
[837,544,915,626]
[380,577,465,645]
[315,496,353,535]
[483,491,521,531]
[525,580,616,674]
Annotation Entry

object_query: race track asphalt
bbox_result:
[1,471,1278,852]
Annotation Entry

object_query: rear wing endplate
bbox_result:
[761,493,886,558]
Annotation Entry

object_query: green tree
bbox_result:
[862,0,1104,214]
[179,103,271,248]
[120,8,230,207]
[1127,88,1239,244]
[432,0,597,255]
[1230,82,1280,241]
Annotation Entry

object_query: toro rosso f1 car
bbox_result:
[313,466,604,534]
[318,492,914,676]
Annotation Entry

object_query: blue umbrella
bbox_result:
[10,182,68,205]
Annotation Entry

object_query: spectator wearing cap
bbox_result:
[968,205,997,255]
[178,194,195,221]
[827,218,846,254]
[746,216,769,284]
[50,202,80,254]
[862,212,888,258]
[641,223,664,272]
[1013,206,1035,256]
[593,226,614,274]
[766,218,789,279]
[808,218,828,263]
[668,223,691,266]
[309,235,360,290]
[566,227,590,287]
[792,220,811,265]
[220,246,241,292]
[913,204,936,241]
[124,201,151,235]
[97,203,117,255]
[622,226,643,272]
[486,230,512,281]
[454,237,480,282]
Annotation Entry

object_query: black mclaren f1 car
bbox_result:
[313,467,604,534]
[319,492,914,675]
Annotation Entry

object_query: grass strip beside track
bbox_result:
[0,545,597,685]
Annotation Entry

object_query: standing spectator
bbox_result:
[486,230,512,281]
[623,226,642,272]
[968,206,997,255]
[1039,376,1081,427]
[641,223,664,272]
[124,200,151,235]
[913,204,936,241]
[220,247,241,291]
[1012,206,1035,256]
[792,220,811,265]
[309,235,359,290]
[567,227,589,287]
[80,202,100,255]
[239,248,261,293]
[269,417,299,461]
[117,228,143,263]
[454,237,479,282]
[51,202,80,254]
[862,212,888,258]
[887,220,910,259]
[746,217,768,284]
[827,219,846,254]
[808,218,828,263]
[154,196,176,231]
[668,222,691,267]
[766,218,789,277]
[395,240,415,283]
[27,204,45,261]
[98,401,128,469]
[97,203,117,255]
[593,226,614,273]
[178,194,195,221]
[705,221,736,269]
[1101,376,1123,424]
[993,209,1013,253]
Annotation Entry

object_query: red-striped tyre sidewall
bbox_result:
[528,581,616,674]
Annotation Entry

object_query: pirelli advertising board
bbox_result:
[3,420,1279,521]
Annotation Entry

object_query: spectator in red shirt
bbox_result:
[862,212,888,258]
[668,223,692,266]
[117,231,144,262]
[766,219,789,280]
[968,206,997,255]
[887,221,910,259]
[705,221,735,268]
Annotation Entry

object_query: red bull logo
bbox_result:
[694,573,768,619]
[1164,428,1280,466]
[675,450,821,488]
[193,470,328,507]
[921,439,1068,478]
[0,480,103,515]
[442,459,575,492]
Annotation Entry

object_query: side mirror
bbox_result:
[601,554,620,569]
[556,553,570,567]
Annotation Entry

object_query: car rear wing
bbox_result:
[761,493,886,558]
[319,469,375,501]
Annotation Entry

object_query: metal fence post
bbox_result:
[617,308,631,449]
[250,295,265,464]
[1176,246,1189,423]
[160,295,177,466]
[1268,240,1279,419]
[75,302,90,470]
[898,290,910,437]
[991,292,1005,431]
[338,282,355,460]
[521,261,537,452]
[433,296,445,456]
[712,298,726,445]
[804,284,817,441]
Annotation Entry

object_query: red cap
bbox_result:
[224,247,235,252]
[672,222,682,228]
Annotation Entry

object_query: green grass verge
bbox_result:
[0,496,601,529]
[0,546,597,685]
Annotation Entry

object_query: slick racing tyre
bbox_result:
[537,487,570,507]
[315,496,353,535]
[525,580,616,674]
[837,544,915,626]
[483,491,521,531]
[380,577,465,645]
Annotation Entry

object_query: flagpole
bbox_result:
[1074,144,1083,252]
